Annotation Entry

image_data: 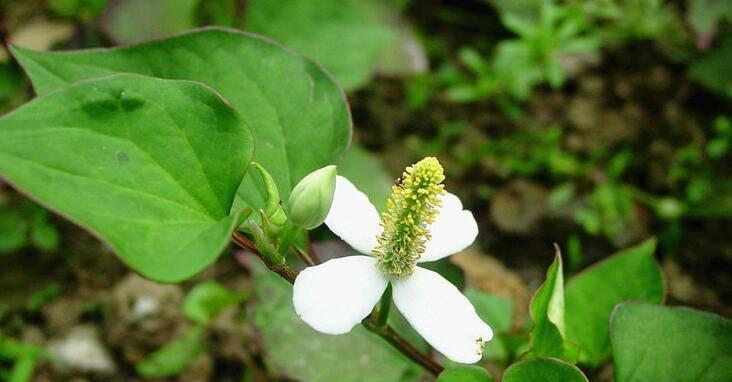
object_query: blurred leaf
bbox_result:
[688,0,732,46]
[524,250,579,363]
[465,289,513,332]
[29,221,59,252]
[101,0,199,44]
[49,0,109,21]
[690,36,732,98]
[136,326,207,378]
[502,358,588,382]
[26,284,61,312]
[244,0,397,90]
[249,260,422,382]
[0,74,252,282]
[0,209,28,253]
[11,28,351,219]
[565,239,664,365]
[183,281,245,325]
[611,302,732,382]
[437,365,494,382]
[338,144,393,212]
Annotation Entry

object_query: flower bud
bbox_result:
[287,165,337,229]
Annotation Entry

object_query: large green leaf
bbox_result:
[502,358,588,382]
[0,74,252,281]
[249,259,421,382]
[524,251,579,363]
[244,0,397,90]
[437,366,494,382]
[565,239,664,365]
[10,27,352,213]
[611,302,732,382]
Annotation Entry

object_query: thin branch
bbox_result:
[231,231,444,376]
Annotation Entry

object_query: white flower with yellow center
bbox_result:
[293,157,493,364]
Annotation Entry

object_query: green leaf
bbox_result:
[338,144,393,212]
[183,281,245,325]
[437,365,494,382]
[249,259,422,382]
[502,358,588,382]
[0,74,253,281]
[101,0,199,44]
[10,27,351,214]
[244,0,397,90]
[611,302,732,382]
[0,209,28,253]
[136,326,207,378]
[524,250,579,363]
[565,239,664,365]
[690,36,732,98]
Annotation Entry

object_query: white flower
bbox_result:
[292,174,493,364]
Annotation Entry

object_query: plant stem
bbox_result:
[375,284,393,328]
[230,231,444,376]
[232,231,297,283]
[362,319,444,376]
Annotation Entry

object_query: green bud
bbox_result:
[251,162,287,230]
[287,165,337,230]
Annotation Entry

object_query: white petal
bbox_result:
[293,256,388,335]
[324,176,382,254]
[420,192,478,262]
[392,267,493,364]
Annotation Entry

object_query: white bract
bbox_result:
[293,172,493,364]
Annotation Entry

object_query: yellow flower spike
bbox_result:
[372,157,445,277]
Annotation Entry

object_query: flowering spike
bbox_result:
[373,157,445,277]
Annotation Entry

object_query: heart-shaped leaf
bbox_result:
[502,358,588,382]
[0,74,253,281]
[437,366,494,382]
[10,27,352,213]
[565,239,664,364]
[611,302,732,382]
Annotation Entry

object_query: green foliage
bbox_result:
[49,0,109,21]
[444,1,599,105]
[249,260,422,382]
[0,335,43,382]
[244,0,397,90]
[565,239,664,365]
[0,74,253,281]
[437,365,494,382]
[10,28,351,215]
[183,281,246,325]
[102,0,199,43]
[458,126,582,178]
[611,302,732,382]
[502,358,588,382]
[690,36,732,98]
[524,251,579,363]
[136,326,207,378]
